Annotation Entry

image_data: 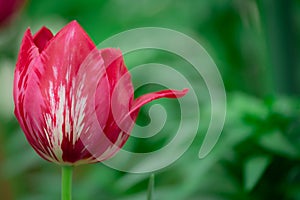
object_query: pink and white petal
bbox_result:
[15,55,59,162]
[14,28,35,115]
[33,26,54,53]
[37,49,110,163]
[40,20,96,87]
[60,49,111,163]
[13,29,49,158]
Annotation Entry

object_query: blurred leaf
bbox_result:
[259,130,299,158]
[244,155,271,191]
[0,60,14,120]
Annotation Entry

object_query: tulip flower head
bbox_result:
[14,21,188,166]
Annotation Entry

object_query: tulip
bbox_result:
[14,20,187,199]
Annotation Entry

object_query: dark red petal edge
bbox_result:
[33,26,54,53]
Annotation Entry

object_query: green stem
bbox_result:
[147,173,155,200]
[61,166,73,200]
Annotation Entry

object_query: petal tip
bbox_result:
[69,20,79,25]
[33,26,53,38]
[33,26,54,52]
[66,20,83,31]
[23,28,33,39]
[178,88,189,97]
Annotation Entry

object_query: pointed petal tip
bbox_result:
[33,26,53,39]
[32,26,53,52]
[69,20,79,25]
[40,20,96,62]
[130,88,189,115]
[55,20,96,49]
[23,27,33,39]
[175,88,189,98]
[65,20,85,32]
[16,27,38,72]
[151,88,189,99]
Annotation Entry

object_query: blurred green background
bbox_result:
[0,0,300,199]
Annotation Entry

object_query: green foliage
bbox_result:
[244,156,271,191]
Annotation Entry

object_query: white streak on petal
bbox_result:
[66,69,70,83]
[41,51,106,163]
[53,66,58,80]
[65,106,70,140]
[43,128,51,144]
[56,84,65,143]
[49,82,55,115]
[43,83,67,162]
[72,73,87,145]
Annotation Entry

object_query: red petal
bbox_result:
[40,20,96,77]
[100,48,134,140]
[131,88,189,115]
[126,88,189,127]
[14,29,37,74]
[14,28,59,162]
[80,48,135,161]
[14,28,41,152]
[14,28,56,161]
[100,48,134,95]
[33,26,53,53]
